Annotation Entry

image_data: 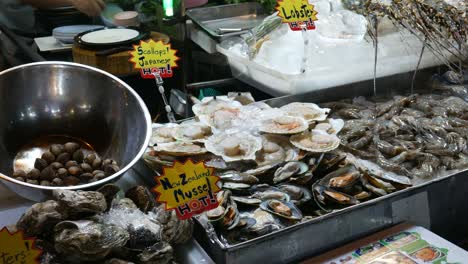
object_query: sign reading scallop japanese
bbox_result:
[276,0,318,31]
[129,39,179,79]
[0,228,42,264]
[152,160,221,220]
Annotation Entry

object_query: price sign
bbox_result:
[0,228,42,264]
[128,39,180,79]
[152,160,221,220]
[276,0,318,31]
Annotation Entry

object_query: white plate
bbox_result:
[81,28,139,44]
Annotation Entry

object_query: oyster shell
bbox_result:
[17,200,68,237]
[280,102,330,122]
[153,142,207,156]
[172,122,212,143]
[54,220,129,262]
[256,134,300,166]
[259,116,308,135]
[290,129,340,152]
[205,132,262,162]
[111,198,138,210]
[149,123,179,145]
[97,184,123,210]
[138,241,174,264]
[53,190,107,216]
[125,186,155,213]
[105,259,135,264]
[260,200,303,220]
[151,204,193,245]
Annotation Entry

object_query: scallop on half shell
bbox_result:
[149,123,179,145]
[280,102,330,122]
[192,96,242,117]
[290,129,340,152]
[313,118,345,135]
[172,121,212,143]
[198,106,243,131]
[256,134,300,166]
[259,116,308,135]
[152,142,207,156]
[205,132,262,162]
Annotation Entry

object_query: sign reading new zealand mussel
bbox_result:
[143,82,468,246]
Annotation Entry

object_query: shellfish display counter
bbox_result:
[143,79,468,263]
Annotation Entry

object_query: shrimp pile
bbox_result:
[324,92,468,179]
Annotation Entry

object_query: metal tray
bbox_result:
[186,3,267,42]
[193,71,468,263]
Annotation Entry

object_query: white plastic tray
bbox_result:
[217,30,451,96]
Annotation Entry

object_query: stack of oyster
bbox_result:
[10,185,193,264]
[143,94,412,244]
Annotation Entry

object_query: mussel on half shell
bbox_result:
[260,200,303,220]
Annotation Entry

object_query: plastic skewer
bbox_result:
[152,71,176,123]
[300,23,308,74]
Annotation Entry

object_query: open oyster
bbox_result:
[259,116,308,135]
[149,123,179,145]
[256,134,300,166]
[152,142,207,156]
[172,121,212,143]
[205,132,262,162]
[290,129,340,152]
[280,102,330,122]
[54,220,129,262]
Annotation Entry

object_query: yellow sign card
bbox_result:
[276,0,318,31]
[152,160,221,220]
[0,228,42,264]
[129,39,179,70]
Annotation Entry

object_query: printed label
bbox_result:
[152,160,221,220]
[0,228,42,264]
[128,39,179,78]
[276,0,318,31]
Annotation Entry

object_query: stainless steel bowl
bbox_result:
[0,62,151,201]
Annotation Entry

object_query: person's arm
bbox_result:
[20,0,105,16]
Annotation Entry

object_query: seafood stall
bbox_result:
[143,69,468,263]
[0,0,467,263]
